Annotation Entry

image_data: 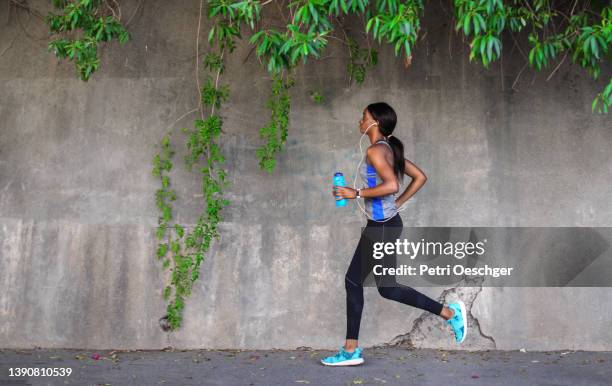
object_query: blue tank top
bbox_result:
[359,139,399,221]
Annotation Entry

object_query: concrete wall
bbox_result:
[1,0,611,350]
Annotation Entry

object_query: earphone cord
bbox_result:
[352,123,410,223]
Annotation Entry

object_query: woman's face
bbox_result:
[359,108,377,134]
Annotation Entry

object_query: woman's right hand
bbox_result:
[334,186,357,199]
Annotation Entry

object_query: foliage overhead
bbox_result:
[47,0,130,81]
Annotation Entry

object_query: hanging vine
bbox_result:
[256,72,295,173]
[46,0,130,81]
[346,34,378,85]
[152,49,231,330]
[151,0,237,330]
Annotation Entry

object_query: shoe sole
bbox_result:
[457,300,467,344]
[320,358,364,366]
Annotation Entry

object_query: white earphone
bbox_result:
[352,121,410,223]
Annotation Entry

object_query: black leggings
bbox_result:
[345,213,444,340]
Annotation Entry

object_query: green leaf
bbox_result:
[463,15,471,36]
[404,40,411,57]
[582,36,592,54]
[340,0,348,14]
[329,0,339,16]
[290,47,300,64]
[366,17,374,33]
[309,3,318,25]
[477,13,486,33]
[479,37,486,59]
[537,48,543,65]
[590,37,599,59]
[493,38,501,57]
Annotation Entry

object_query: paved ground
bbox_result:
[1,346,611,386]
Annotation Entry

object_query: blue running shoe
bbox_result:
[320,346,364,366]
[446,300,467,344]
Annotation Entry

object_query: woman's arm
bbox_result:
[395,157,427,207]
[331,144,399,200]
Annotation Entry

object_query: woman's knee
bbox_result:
[345,275,363,306]
[345,274,360,291]
[377,285,396,300]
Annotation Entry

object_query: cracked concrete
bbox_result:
[386,278,496,351]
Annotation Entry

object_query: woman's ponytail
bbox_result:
[386,135,405,185]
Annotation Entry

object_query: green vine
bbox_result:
[256,72,294,174]
[346,35,378,85]
[152,50,231,331]
[593,77,612,114]
[151,133,177,294]
[46,0,130,81]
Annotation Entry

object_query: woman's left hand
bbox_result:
[333,185,357,199]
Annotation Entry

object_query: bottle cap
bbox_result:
[334,172,343,176]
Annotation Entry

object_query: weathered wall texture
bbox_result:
[1,1,611,350]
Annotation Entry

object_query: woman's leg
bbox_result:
[343,224,378,351]
[374,216,448,317]
[343,216,456,353]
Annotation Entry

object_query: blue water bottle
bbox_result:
[333,172,347,207]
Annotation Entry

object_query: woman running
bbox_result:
[322,102,467,366]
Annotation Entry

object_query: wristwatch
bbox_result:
[356,189,361,198]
